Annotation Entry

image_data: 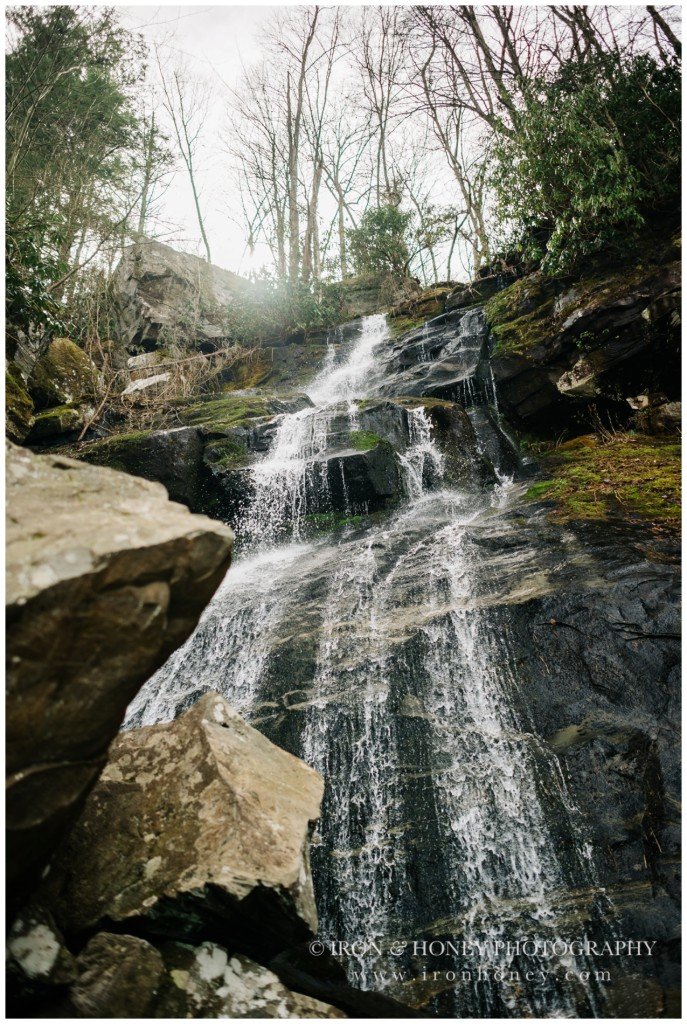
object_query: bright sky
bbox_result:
[119,4,477,281]
[121,5,275,274]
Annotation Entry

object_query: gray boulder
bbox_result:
[6,444,234,898]
[111,239,250,349]
[41,693,323,958]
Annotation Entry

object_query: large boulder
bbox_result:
[78,426,205,508]
[6,444,234,900]
[111,239,250,349]
[37,932,346,1018]
[27,337,100,411]
[40,693,323,958]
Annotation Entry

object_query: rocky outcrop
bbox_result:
[382,245,680,438]
[76,391,315,517]
[377,307,491,400]
[6,444,234,900]
[339,273,420,319]
[68,936,346,1018]
[41,693,323,954]
[75,392,489,526]
[486,258,681,430]
[111,239,250,349]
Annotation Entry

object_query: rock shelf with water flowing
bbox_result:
[126,310,679,1018]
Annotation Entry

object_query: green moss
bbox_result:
[26,403,83,443]
[78,430,153,472]
[526,433,680,529]
[5,362,34,442]
[348,429,383,451]
[29,338,99,410]
[485,275,557,356]
[387,315,426,337]
[204,437,250,468]
[180,394,278,430]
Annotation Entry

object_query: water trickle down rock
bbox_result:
[118,311,680,1016]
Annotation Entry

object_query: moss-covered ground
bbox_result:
[525,433,680,530]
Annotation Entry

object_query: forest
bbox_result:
[6,4,681,344]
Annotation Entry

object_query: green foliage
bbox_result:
[347,205,412,277]
[5,233,64,334]
[6,6,146,330]
[491,54,681,275]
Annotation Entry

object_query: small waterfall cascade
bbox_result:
[126,311,613,1017]
[399,406,445,499]
[241,314,389,547]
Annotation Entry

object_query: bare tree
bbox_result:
[353,7,407,204]
[158,55,213,262]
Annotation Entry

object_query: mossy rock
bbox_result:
[179,391,311,432]
[78,427,205,509]
[6,363,34,443]
[525,432,680,530]
[29,339,100,411]
[348,430,383,452]
[485,275,557,357]
[203,437,251,469]
[26,404,84,444]
[79,430,155,474]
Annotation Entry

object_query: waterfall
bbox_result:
[240,314,389,547]
[398,406,445,500]
[126,312,612,1017]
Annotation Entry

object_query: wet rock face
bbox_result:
[383,257,680,436]
[377,307,492,400]
[40,693,323,956]
[5,444,234,901]
[76,392,316,518]
[488,261,681,431]
[111,239,249,349]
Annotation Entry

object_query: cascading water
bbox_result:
[126,311,613,1017]
[240,313,388,546]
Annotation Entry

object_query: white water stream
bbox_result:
[126,313,607,1016]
